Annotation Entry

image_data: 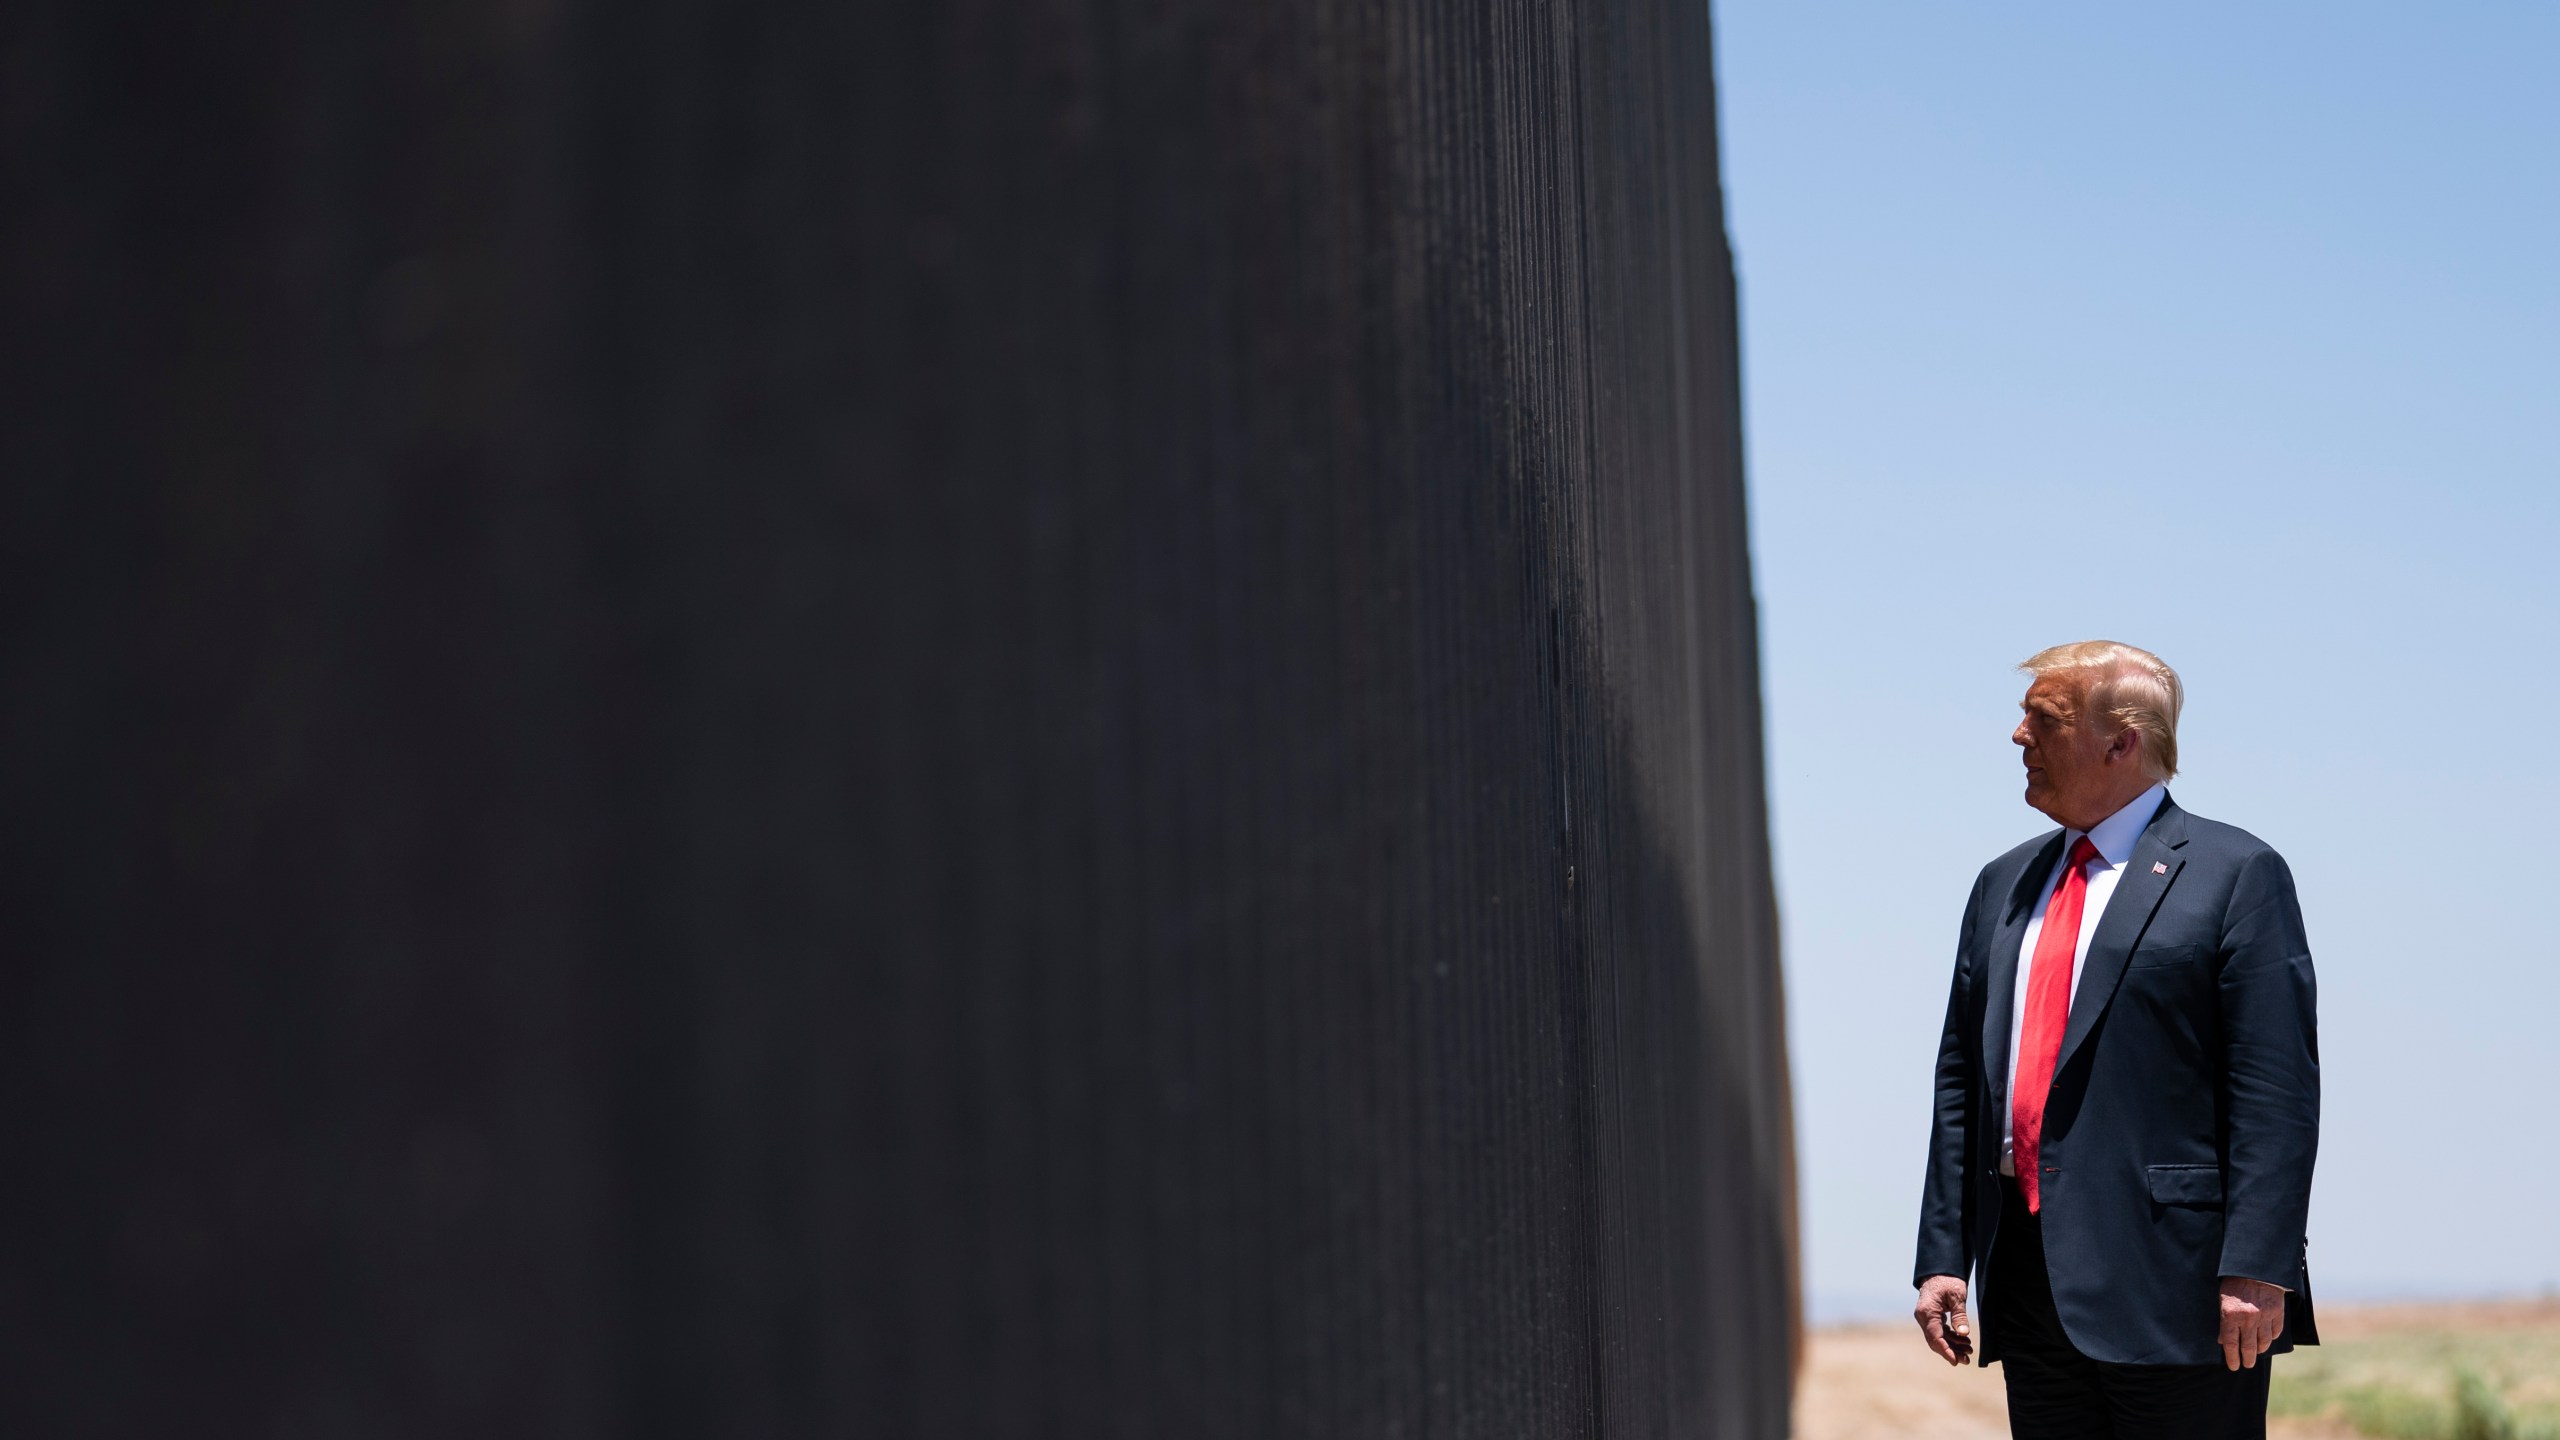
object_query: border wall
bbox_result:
[1,0,1796,1434]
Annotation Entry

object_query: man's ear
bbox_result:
[2107,727,2141,764]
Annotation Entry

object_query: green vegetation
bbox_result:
[2272,1326,2560,1440]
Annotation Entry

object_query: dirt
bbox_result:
[1792,1299,2560,1440]
[1794,1321,2013,1440]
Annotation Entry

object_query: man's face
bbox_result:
[2012,672,2128,826]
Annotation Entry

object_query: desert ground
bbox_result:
[1796,1297,2560,1440]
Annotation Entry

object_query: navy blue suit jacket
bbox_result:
[1913,794,2321,1366]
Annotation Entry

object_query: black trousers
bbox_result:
[1986,1180,2270,1440]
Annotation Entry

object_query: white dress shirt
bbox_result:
[1998,781,2170,1175]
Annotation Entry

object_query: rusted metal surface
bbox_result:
[1,0,1792,1434]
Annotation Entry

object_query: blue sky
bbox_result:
[1713,1,2560,1320]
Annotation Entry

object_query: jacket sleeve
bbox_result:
[2216,845,2320,1288]
[1913,866,1988,1287]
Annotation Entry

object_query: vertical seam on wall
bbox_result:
[1556,0,1622,1432]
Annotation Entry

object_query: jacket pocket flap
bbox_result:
[2146,1164,2224,1206]
[2128,942,2204,969]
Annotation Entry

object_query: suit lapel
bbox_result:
[1981,830,2066,1116]
[2053,795,2191,1080]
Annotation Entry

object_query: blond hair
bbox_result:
[2018,640,2184,781]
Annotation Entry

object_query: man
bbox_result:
[1912,641,2319,1438]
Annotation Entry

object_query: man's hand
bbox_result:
[1914,1275,1973,1366]
[2218,1276,2286,1370]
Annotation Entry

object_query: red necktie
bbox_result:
[2013,836,2103,1214]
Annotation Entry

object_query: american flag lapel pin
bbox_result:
[2152,861,2169,875]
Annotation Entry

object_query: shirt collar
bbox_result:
[2070,781,2169,868]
